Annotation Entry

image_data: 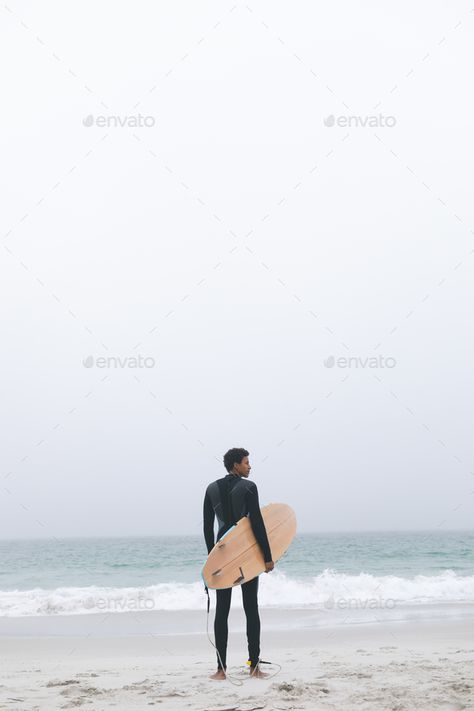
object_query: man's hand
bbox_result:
[264,560,274,573]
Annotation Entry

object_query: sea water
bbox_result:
[1,531,473,617]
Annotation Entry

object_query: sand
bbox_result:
[1,608,473,710]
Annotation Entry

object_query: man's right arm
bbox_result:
[246,482,273,564]
[203,488,215,555]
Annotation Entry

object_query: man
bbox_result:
[203,447,275,680]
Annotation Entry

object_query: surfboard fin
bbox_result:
[233,566,245,584]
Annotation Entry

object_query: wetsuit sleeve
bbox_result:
[203,488,215,554]
[246,482,272,563]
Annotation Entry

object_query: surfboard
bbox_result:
[202,503,296,589]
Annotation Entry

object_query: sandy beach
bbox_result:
[1,608,473,710]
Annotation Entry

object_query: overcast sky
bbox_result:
[1,1,473,539]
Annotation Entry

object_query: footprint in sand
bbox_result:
[46,679,80,687]
[60,701,83,709]
[75,673,99,678]
[449,682,471,693]
[59,685,107,700]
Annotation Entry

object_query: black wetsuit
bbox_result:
[203,473,272,670]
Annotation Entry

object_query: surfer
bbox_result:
[203,447,275,680]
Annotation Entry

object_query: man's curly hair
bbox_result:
[223,448,249,472]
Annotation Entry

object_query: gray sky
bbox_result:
[1,1,473,539]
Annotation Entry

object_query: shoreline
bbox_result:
[1,601,474,638]
[1,613,473,651]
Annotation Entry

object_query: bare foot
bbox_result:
[249,666,269,679]
[209,669,226,680]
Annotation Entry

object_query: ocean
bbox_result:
[1,531,474,618]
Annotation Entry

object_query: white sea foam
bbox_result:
[1,569,474,617]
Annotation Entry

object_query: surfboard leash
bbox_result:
[247,658,282,679]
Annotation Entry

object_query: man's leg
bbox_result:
[214,586,232,672]
[241,576,260,667]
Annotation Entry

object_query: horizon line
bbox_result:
[1,528,473,542]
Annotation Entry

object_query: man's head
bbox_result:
[223,448,251,477]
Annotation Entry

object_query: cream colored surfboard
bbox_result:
[202,503,296,589]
